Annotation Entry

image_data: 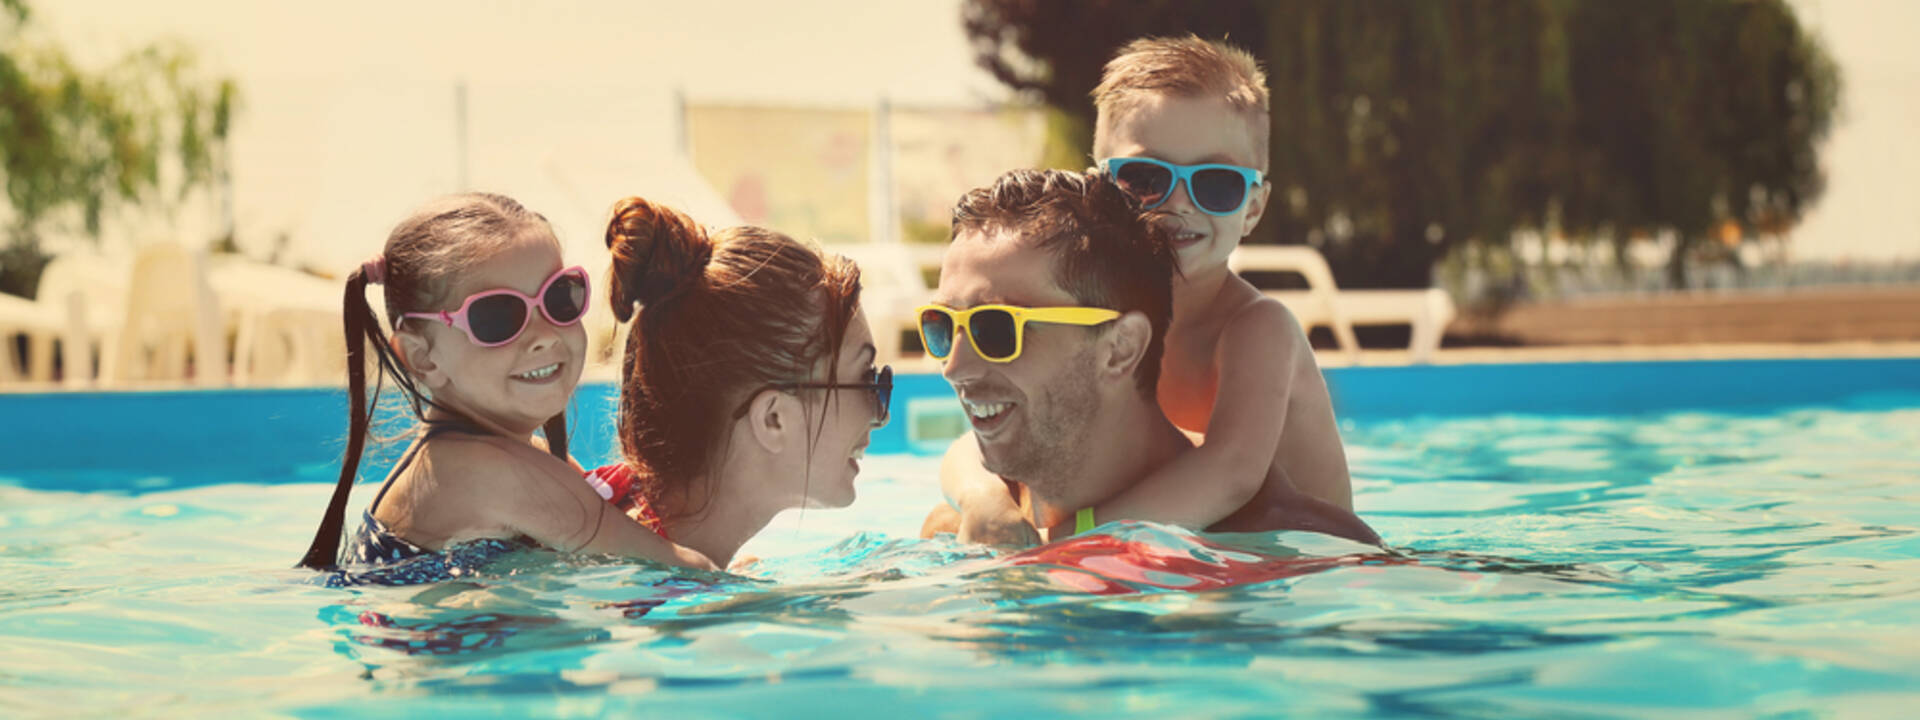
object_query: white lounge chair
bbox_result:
[34,252,133,387]
[0,252,134,387]
[0,292,61,384]
[1228,245,1455,364]
[208,256,343,386]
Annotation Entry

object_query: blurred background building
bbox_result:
[2,0,1915,387]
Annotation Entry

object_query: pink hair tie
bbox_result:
[360,255,387,284]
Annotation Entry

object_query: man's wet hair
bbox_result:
[950,169,1174,395]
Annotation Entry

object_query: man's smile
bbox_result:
[961,396,1017,436]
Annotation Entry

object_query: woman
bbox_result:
[590,197,892,568]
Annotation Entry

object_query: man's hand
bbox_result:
[920,493,1042,547]
[955,486,1041,547]
[921,503,961,537]
[931,432,1042,547]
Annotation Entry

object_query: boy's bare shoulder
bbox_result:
[1215,292,1308,356]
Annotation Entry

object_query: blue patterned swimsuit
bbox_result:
[327,422,532,587]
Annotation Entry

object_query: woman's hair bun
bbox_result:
[605,196,714,321]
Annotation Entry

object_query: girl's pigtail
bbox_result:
[296,262,386,569]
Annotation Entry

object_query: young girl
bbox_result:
[296,192,713,577]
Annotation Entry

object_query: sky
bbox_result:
[28,0,1920,270]
[1781,0,1920,262]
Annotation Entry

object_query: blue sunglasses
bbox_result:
[1102,157,1265,216]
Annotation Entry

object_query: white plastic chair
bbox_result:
[33,252,132,387]
[0,292,61,384]
[209,256,342,386]
[109,243,226,386]
[1229,245,1456,364]
[230,306,344,386]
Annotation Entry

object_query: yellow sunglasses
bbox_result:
[916,303,1121,363]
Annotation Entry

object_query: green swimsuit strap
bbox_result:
[1074,507,1096,536]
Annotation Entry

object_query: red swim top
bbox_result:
[584,463,666,539]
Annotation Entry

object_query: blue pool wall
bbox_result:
[4,357,1918,481]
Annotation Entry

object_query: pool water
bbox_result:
[4,366,1920,717]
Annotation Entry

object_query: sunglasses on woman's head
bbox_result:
[397,266,591,347]
[730,365,894,428]
[917,304,1121,364]
[1102,157,1265,216]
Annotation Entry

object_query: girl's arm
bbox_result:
[528,434,587,474]
[1089,300,1304,529]
[457,442,716,570]
[567,500,716,570]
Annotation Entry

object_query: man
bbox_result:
[918,169,1378,546]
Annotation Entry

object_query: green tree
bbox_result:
[1559,0,1838,287]
[0,0,238,297]
[1258,1,1573,289]
[962,0,1839,291]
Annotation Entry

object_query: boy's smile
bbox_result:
[1097,94,1270,275]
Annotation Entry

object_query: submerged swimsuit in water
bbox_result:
[329,427,673,587]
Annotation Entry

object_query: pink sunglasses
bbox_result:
[397,266,592,347]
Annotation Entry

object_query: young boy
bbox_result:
[946,35,1355,542]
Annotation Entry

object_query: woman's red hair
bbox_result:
[604,197,861,518]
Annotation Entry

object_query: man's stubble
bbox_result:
[981,344,1101,505]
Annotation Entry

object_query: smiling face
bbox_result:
[934,230,1102,491]
[1096,93,1271,275]
[403,231,586,434]
[789,305,883,509]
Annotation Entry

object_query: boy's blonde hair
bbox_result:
[1091,35,1271,169]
